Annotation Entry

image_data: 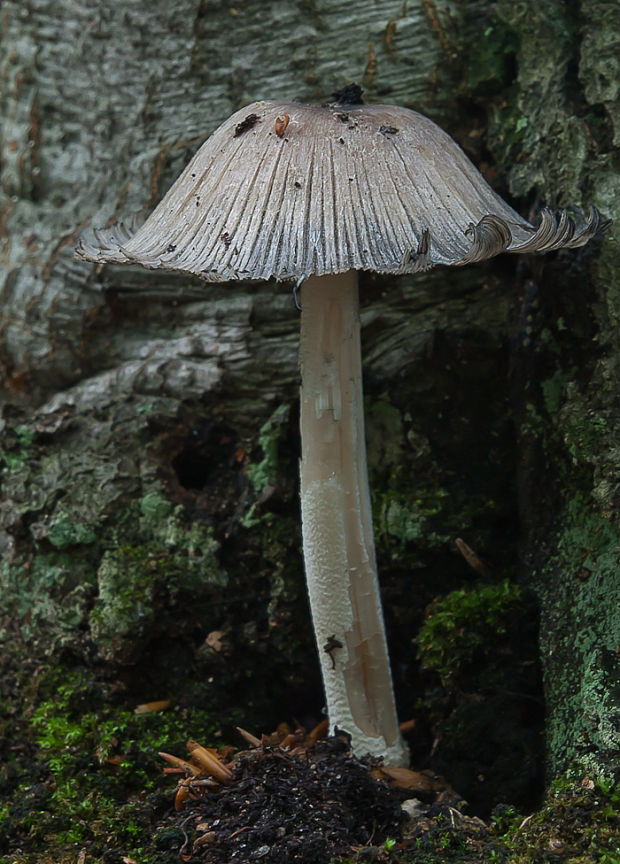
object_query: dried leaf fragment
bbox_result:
[455,537,490,578]
[205,630,226,651]
[159,751,201,776]
[236,726,261,748]
[193,831,217,847]
[174,779,194,811]
[134,699,171,714]
[186,739,233,783]
[275,114,290,137]
[373,765,453,796]
[305,718,329,746]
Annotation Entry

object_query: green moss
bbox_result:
[520,401,544,438]
[364,394,513,571]
[540,370,566,418]
[495,770,620,863]
[0,667,223,863]
[365,398,405,469]
[376,488,449,554]
[336,770,620,863]
[365,398,451,556]
[415,579,524,686]
[1,483,227,662]
[0,550,96,641]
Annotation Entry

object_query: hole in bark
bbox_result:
[165,418,244,514]
[172,441,212,489]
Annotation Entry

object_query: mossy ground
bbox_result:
[0,664,224,863]
[339,774,620,864]
[2,667,617,864]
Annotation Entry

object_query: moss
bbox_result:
[365,398,406,470]
[363,390,517,577]
[365,399,451,557]
[376,488,449,554]
[336,769,620,863]
[540,370,567,418]
[0,407,233,657]
[563,414,609,462]
[0,666,223,863]
[415,579,525,687]
[493,770,620,863]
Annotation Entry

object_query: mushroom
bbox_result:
[76,89,607,766]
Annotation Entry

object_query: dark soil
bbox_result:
[168,735,411,864]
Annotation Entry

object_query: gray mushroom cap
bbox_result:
[76,100,606,282]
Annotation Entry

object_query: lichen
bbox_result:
[0,424,35,472]
[90,497,226,663]
[47,511,97,549]
[536,495,620,777]
[466,15,520,93]
[0,551,96,644]
[246,404,291,498]
[579,0,620,146]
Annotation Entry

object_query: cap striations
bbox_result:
[77,100,607,282]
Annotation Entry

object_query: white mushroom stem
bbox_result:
[299,271,408,766]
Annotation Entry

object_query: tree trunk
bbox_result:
[1,0,618,803]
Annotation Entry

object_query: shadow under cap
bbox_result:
[76,100,608,282]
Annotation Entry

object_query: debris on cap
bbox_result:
[77,100,608,283]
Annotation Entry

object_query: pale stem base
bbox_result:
[299,271,408,766]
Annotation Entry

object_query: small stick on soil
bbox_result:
[236,727,262,748]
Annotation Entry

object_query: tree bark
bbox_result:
[1,0,618,792]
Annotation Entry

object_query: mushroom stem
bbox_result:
[299,272,408,766]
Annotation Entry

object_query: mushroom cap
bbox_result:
[77,100,606,282]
